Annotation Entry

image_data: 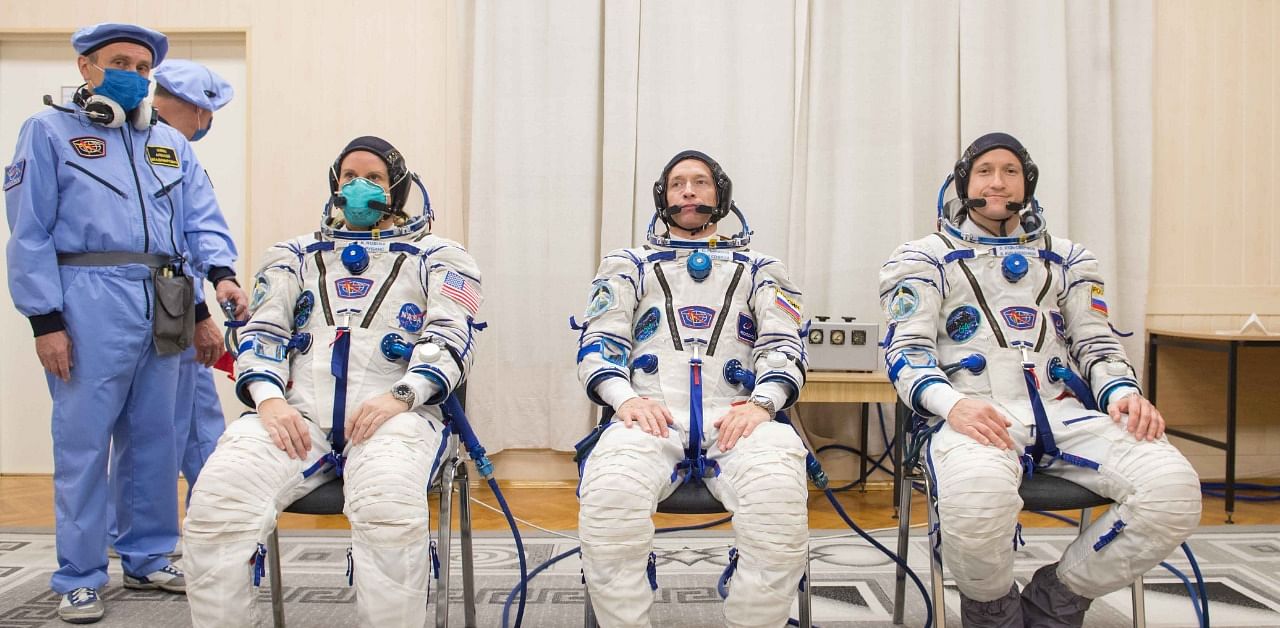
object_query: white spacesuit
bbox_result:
[183,137,482,627]
[576,150,810,628]
[881,133,1200,627]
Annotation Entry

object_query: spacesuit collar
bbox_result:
[648,233,748,252]
[322,214,430,241]
[945,217,1042,247]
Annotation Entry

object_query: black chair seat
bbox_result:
[1019,472,1111,511]
[657,480,726,515]
[283,478,345,515]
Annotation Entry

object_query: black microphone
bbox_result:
[663,203,715,217]
[43,94,109,121]
[963,197,1026,213]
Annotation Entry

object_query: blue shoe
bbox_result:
[58,587,104,624]
[123,564,186,593]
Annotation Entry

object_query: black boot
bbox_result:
[960,583,1023,628]
[1020,563,1093,627]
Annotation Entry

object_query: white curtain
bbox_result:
[465,0,1153,452]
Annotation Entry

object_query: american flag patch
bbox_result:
[440,270,480,314]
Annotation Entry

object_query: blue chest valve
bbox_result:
[631,353,658,374]
[381,333,412,361]
[687,250,712,282]
[941,353,987,376]
[341,242,370,275]
[723,359,756,389]
[1002,252,1029,283]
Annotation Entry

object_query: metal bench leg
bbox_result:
[458,460,477,628]
[1131,574,1146,628]
[583,586,599,627]
[268,527,285,628]
[926,480,947,628]
[436,456,457,628]
[893,472,914,624]
[798,551,812,628]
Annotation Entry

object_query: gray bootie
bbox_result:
[1020,563,1093,627]
[960,583,1023,628]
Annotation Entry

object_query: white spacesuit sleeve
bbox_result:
[248,380,286,407]
[398,242,483,405]
[1057,242,1140,412]
[746,255,808,409]
[879,237,957,417]
[233,240,307,407]
[576,250,642,408]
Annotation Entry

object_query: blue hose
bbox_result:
[1201,481,1280,502]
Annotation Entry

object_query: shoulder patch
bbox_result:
[945,305,981,343]
[1000,306,1038,330]
[737,312,758,344]
[69,137,106,159]
[146,145,180,168]
[335,277,375,299]
[3,159,24,190]
[678,305,715,329]
[440,270,481,315]
[1090,285,1108,316]
[774,291,803,324]
[634,306,661,342]
[584,280,616,319]
[886,283,920,321]
[249,275,270,311]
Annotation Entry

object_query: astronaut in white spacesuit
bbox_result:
[182,136,483,627]
[575,150,810,627]
[880,132,1201,627]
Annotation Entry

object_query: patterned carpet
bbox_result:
[1,526,1278,627]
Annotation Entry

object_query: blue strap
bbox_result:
[330,327,351,453]
[430,540,440,580]
[252,543,267,587]
[1092,519,1126,551]
[1013,522,1026,550]
[1021,361,1059,470]
[646,552,658,591]
[345,546,354,586]
[646,251,677,262]
[686,355,707,479]
[305,241,335,253]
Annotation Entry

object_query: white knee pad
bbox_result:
[578,426,680,558]
[927,434,1023,601]
[713,422,808,564]
[185,418,309,544]
[343,413,441,549]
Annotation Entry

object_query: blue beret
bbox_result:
[71,23,168,66]
[153,60,234,111]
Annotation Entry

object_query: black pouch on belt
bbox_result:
[152,267,195,355]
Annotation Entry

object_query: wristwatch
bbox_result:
[747,394,776,415]
[391,383,417,409]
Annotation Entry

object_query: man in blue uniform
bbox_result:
[152,59,236,500]
[3,23,246,624]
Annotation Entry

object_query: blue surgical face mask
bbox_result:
[92,65,151,112]
[340,178,389,227]
[190,114,211,142]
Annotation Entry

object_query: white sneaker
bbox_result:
[123,564,186,593]
[58,587,104,624]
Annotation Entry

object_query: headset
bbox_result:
[43,86,156,131]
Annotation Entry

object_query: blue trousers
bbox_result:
[48,265,181,593]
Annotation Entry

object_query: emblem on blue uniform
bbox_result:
[1050,311,1066,341]
[634,306,661,341]
[945,305,981,343]
[69,137,105,158]
[397,303,425,333]
[1000,306,1038,330]
[3,159,24,190]
[737,313,757,344]
[886,283,920,321]
[584,280,616,319]
[145,145,180,168]
[335,277,375,299]
[293,290,315,328]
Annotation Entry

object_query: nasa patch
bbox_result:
[945,305,981,343]
[397,303,425,333]
[1000,306,1038,330]
[634,306,661,342]
[737,313,757,344]
[293,290,315,328]
[335,277,375,299]
[678,305,715,329]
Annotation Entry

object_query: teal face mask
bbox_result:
[339,178,389,227]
